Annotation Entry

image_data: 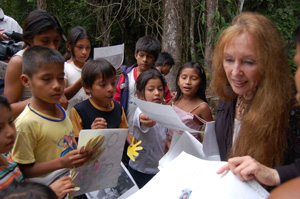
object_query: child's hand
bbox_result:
[139,113,156,127]
[59,94,69,110]
[49,176,74,199]
[91,117,107,129]
[60,149,89,168]
[127,133,134,146]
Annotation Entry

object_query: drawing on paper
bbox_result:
[80,135,106,165]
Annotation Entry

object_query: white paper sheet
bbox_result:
[85,162,139,199]
[159,131,205,169]
[93,44,124,69]
[203,121,220,158]
[130,152,269,199]
[134,97,199,132]
[72,129,128,196]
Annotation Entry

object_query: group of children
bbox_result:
[0,9,213,198]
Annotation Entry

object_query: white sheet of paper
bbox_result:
[85,162,139,199]
[130,152,269,199]
[93,44,124,69]
[203,121,220,158]
[72,129,128,196]
[159,131,205,169]
[134,97,199,132]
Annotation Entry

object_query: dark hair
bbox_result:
[0,181,58,199]
[22,46,64,78]
[294,26,300,44]
[82,58,116,89]
[64,26,91,61]
[0,94,11,110]
[135,36,161,59]
[136,68,165,99]
[155,52,175,66]
[22,9,63,48]
[174,62,207,102]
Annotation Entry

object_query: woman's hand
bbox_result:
[49,176,74,199]
[217,156,280,186]
[139,113,156,127]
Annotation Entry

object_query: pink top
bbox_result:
[167,102,207,142]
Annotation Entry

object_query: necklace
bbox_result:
[236,96,250,121]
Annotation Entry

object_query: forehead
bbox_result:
[137,51,154,56]
[75,38,91,45]
[224,32,256,51]
[0,105,11,122]
[95,73,116,82]
[35,29,60,38]
[146,77,163,86]
[180,67,200,75]
[34,63,64,75]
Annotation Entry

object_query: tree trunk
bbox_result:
[237,0,245,14]
[162,0,184,92]
[190,0,196,62]
[204,0,218,85]
[37,0,47,10]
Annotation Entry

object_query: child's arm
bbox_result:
[18,149,88,178]
[49,176,75,198]
[64,78,83,100]
[4,56,32,118]
[91,117,107,129]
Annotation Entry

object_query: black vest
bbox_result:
[74,99,122,129]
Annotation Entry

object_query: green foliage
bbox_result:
[243,0,300,75]
[1,0,300,72]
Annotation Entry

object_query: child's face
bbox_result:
[141,77,164,104]
[70,38,91,66]
[23,63,65,105]
[178,68,201,97]
[135,51,156,73]
[294,43,300,102]
[0,105,16,153]
[161,64,172,76]
[85,75,116,108]
[28,29,61,50]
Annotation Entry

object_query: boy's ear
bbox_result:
[162,61,167,67]
[134,52,138,59]
[20,74,31,88]
[83,85,91,95]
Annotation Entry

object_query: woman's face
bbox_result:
[223,32,262,100]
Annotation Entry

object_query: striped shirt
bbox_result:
[0,153,23,190]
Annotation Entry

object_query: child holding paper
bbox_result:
[128,68,167,188]
[11,46,89,188]
[69,58,129,165]
[167,62,213,143]
[0,94,76,198]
